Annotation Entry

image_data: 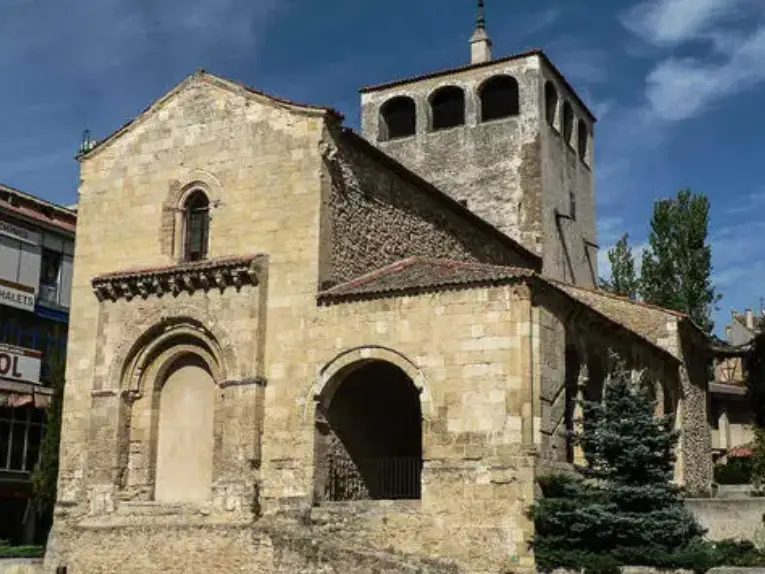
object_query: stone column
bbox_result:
[84,390,122,515]
[212,378,265,515]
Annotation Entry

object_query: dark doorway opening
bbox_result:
[316,360,422,501]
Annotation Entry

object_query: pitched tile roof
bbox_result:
[550,280,708,356]
[318,257,534,302]
[92,254,264,283]
[0,183,77,235]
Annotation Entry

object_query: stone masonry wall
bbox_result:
[360,53,599,286]
[360,55,544,254]
[52,71,545,573]
[320,127,537,287]
[538,63,597,286]
[50,74,330,573]
[261,284,537,573]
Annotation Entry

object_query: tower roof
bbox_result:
[359,49,598,123]
[470,0,493,64]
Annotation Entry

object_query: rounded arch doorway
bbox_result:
[314,359,423,502]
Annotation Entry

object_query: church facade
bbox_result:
[45,25,713,574]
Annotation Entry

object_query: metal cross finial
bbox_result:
[477,0,486,30]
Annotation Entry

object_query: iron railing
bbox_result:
[327,455,422,501]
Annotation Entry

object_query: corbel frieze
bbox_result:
[92,255,264,303]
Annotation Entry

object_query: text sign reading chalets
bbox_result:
[0,344,42,385]
[0,218,41,245]
[0,279,35,312]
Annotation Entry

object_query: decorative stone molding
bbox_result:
[306,345,434,422]
[92,255,263,302]
[219,377,268,389]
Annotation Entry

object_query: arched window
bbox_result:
[430,86,465,130]
[545,81,558,128]
[183,190,210,262]
[562,102,574,145]
[380,96,416,141]
[479,75,520,122]
[577,119,589,162]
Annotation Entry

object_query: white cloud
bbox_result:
[726,188,765,215]
[622,0,752,47]
[644,25,765,121]
[0,0,286,73]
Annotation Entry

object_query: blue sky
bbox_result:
[1,0,764,334]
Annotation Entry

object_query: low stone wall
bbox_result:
[0,560,43,574]
[687,498,765,541]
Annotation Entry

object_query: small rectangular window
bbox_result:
[39,249,62,304]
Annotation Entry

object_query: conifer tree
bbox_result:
[532,358,708,572]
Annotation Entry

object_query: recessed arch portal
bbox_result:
[314,358,423,502]
[114,317,230,504]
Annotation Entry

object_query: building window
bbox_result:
[380,96,416,141]
[430,86,465,131]
[479,75,520,122]
[562,102,574,145]
[39,249,62,305]
[545,81,558,128]
[183,190,210,262]
[0,406,45,473]
[577,119,589,162]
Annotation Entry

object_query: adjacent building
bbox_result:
[710,308,763,457]
[0,183,76,545]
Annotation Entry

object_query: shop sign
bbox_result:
[0,278,35,312]
[0,217,40,245]
[0,343,42,385]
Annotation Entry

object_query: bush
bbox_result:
[711,539,765,567]
[0,540,44,559]
[714,456,753,484]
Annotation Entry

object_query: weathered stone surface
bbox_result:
[687,498,765,542]
[0,560,42,574]
[47,60,712,574]
[360,52,597,286]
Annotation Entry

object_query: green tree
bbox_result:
[602,233,639,300]
[532,358,709,572]
[31,362,65,517]
[641,189,720,333]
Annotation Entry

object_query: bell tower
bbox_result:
[359,2,599,286]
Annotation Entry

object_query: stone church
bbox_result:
[46,8,713,574]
